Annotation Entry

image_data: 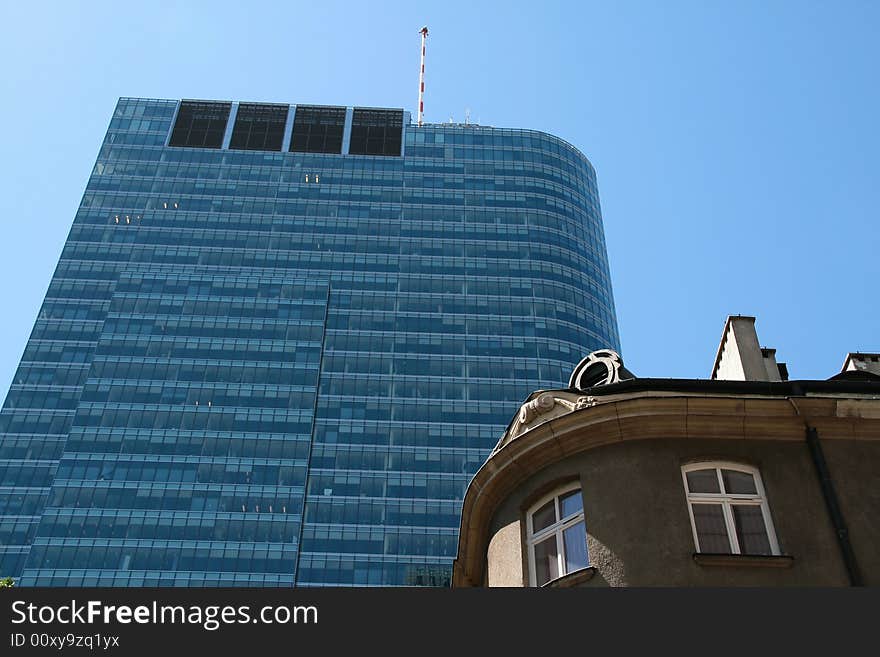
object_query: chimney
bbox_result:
[711,316,785,382]
[841,353,880,376]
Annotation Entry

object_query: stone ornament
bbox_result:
[519,393,557,423]
[575,396,597,410]
[494,351,634,453]
[569,349,634,390]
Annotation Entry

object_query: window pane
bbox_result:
[559,489,583,519]
[563,521,588,573]
[531,500,556,533]
[686,469,720,494]
[722,469,757,495]
[533,536,559,585]
[691,503,730,553]
[732,505,772,554]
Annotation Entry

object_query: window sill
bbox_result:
[693,553,794,568]
[542,567,597,588]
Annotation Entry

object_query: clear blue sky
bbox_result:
[0,0,877,400]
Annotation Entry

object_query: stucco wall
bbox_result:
[486,437,872,586]
[822,439,880,585]
[486,520,525,587]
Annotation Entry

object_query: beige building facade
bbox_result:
[453,317,880,587]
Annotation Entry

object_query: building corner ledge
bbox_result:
[692,553,795,568]
[543,567,597,588]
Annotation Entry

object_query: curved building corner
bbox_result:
[453,317,880,587]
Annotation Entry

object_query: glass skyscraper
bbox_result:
[0,98,619,586]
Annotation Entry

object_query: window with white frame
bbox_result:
[526,484,589,586]
[681,463,780,555]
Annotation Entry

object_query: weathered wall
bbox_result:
[822,438,880,585]
[486,520,524,587]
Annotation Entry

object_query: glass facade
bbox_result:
[0,97,619,586]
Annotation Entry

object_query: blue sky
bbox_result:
[0,0,876,400]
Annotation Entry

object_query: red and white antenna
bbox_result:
[417,26,429,126]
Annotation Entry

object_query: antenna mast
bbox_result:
[417,26,429,126]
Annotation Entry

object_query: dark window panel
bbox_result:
[349,108,403,156]
[290,105,346,154]
[169,101,232,149]
[229,103,289,152]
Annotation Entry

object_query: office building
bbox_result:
[453,316,880,587]
[0,98,619,586]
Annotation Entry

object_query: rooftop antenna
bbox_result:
[465,108,471,125]
[417,26,429,126]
